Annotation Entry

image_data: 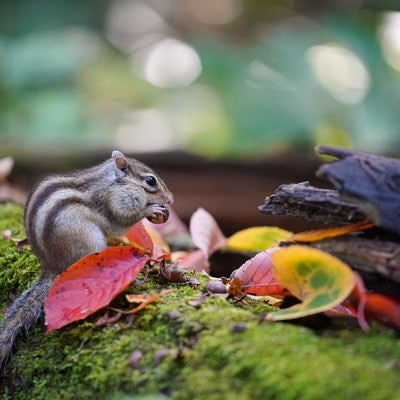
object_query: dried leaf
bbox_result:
[266,246,355,321]
[226,226,292,252]
[160,261,186,283]
[227,277,244,297]
[109,289,173,315]
[291,220,375,243]
[171,249,209,273]
[45,246,149,332]
[232,248,288,296]
[125,221,154,254]
[346,273,400,331]
[125,220,170,259]
[145,224,170,259]
[190,208,226,257]
[125,294,151,303]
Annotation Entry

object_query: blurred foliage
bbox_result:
[1,1,400,159]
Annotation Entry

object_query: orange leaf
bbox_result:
[228,277,244,297]
[125,221,154,254]
[125,294,150,303]
[291,220,375,243]
[111,289,173,315]
[144,224,171,259]
[125,220,170,259]
[45,246,149,332]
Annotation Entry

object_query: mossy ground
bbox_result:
[1,203,400,400]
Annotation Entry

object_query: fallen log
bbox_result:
[259,146,400,293]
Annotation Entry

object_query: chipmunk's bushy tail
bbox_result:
[0,279,52,368]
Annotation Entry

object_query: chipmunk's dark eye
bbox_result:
[145,175,158,187]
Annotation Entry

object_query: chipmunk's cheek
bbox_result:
[146,204,169,224]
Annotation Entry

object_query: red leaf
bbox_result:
[126,220,171,259]
[45,246,149,332]
[190,208,226,257]
[125,221,154,254]
[346,273,400,330]
[233,247,289,296]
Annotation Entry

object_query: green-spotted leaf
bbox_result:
[226,226,292,252]
[266,245,355,321]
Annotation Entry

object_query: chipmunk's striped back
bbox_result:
[23,161,113,274]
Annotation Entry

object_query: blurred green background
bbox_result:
[2,0,400,160]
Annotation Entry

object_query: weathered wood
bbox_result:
[259,146,400,288]
[258,181,367,225]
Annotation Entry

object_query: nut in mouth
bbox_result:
[147,204,170,224]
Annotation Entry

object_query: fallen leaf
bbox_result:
[144,224,170,259]
[125,294,151,303]
[109,289,173,315]
[266,246,355,321]
[227,277,244,297]
[125,221,154,254]
[346,273,400,331]
[291,220,375,243]
[190,208,226,257]
[159,261,187,283]
[226,227,292,252]
[232,248,288,296]
[45,246,149,332]
[171,249,209,273]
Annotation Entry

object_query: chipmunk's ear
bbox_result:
[112,150,128,171]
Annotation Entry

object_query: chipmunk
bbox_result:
[0,150,173,368]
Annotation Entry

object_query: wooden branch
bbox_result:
[258,181,367,225]
[258,144,400,291]
[259,180,400,286]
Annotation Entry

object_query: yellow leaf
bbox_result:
[266,246,355,321]
[226,227,292,252]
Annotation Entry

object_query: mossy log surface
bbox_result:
[1,203,400,400]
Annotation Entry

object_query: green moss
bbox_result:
[0,203,41,307]
[1,203,400,400]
